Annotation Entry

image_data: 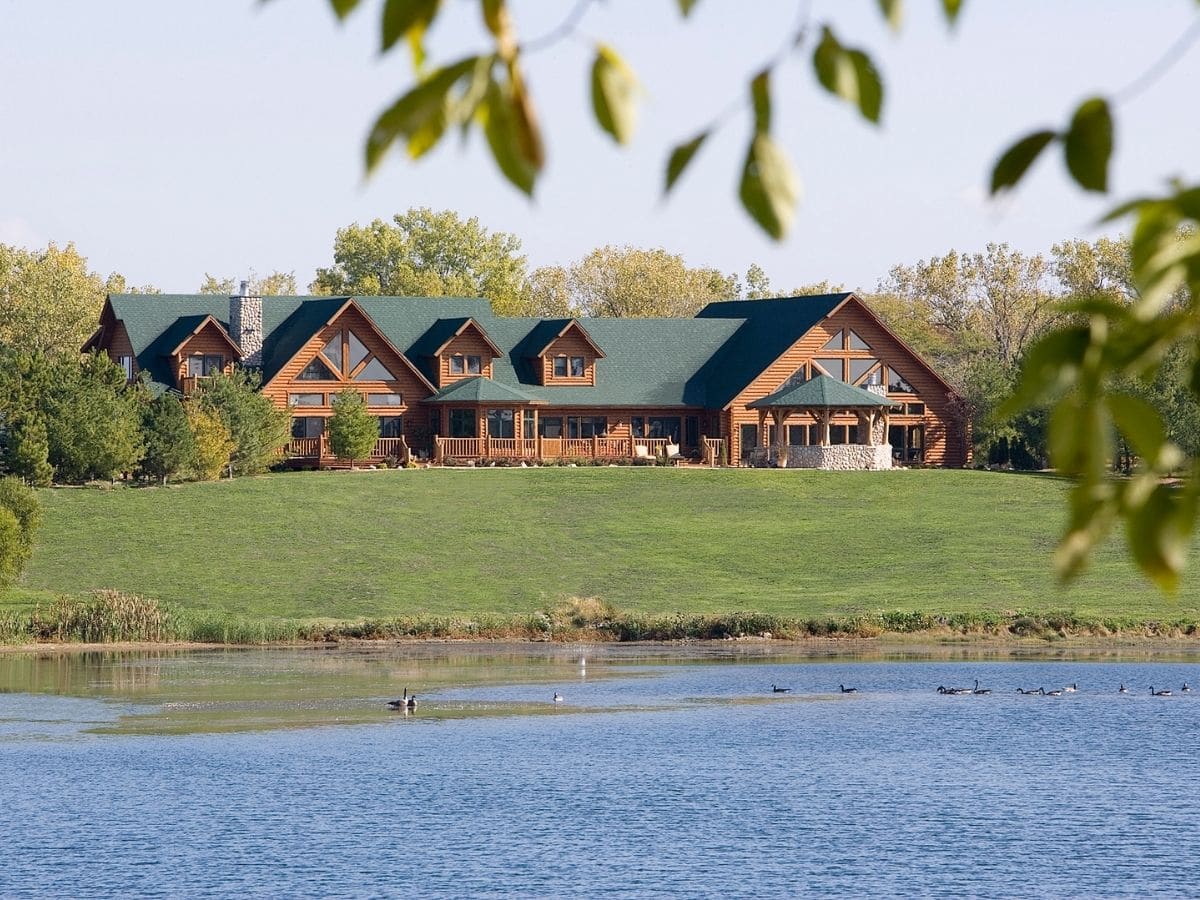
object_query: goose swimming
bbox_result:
[772,684,792,693]
[840,684,859,694]
[972,680,991,695]
[553,692,564,703]
[1151,686,1172,697]
[1118,684,1128,693]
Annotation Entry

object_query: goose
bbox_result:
[1016,688,1036,695]
[1151,686,1172,697]
[840,684,859,694]
[387,688,410,710]
[1183,683,1192,693]
[772,684,792,693]
[1065,683,1078,693]
[973,680,992,695]
[1044,687,1064,697]
[553,692,564,703]
[1118,684,1128,694]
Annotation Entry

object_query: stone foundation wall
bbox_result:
[748,444,893,470]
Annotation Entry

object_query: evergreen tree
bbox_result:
[140,394,196,484]
[193,369,290,475]
[5,417,53,487]
[42,354,144,483]
[327,390,379,468]
[186,406,236,481]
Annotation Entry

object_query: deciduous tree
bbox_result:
[0,242,114,356]
[311,208,530,315]
[563,245,736,318]
[186,405,235,481]
[199,271,298,296]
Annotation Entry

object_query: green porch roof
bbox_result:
[747,374,899,409]
[426,376,543,405]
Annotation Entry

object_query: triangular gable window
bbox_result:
[298,356,338,381]
[322,334,343,371]
[355,357,397,381]
[348,330,369,371]
[848,330,871,351]
[781,366,810,390]
[821,330,844,351]
[850,359,881,385]
[814,358,844,381]
[887,367,915,393]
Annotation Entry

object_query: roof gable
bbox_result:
[693,294,852,407]
[262,298,435,393]
[534,319,605,358]
[170,314,242,358]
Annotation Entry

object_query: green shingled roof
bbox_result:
[748,374,899,409]
[104,293,863,408]
[426,376,542,404]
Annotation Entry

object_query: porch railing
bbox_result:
[429,434,711,464]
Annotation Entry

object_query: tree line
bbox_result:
[2,207,1190,476]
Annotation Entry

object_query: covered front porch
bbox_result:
[746,375,899,470]
[285,435,410,466]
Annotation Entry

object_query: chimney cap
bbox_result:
[238,279,250,296]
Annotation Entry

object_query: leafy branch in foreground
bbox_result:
[323,0,967,239]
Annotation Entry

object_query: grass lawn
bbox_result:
[7,467,1199,622]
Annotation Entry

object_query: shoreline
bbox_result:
[6,633,1200,657]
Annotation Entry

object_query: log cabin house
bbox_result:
[84,287,970,468]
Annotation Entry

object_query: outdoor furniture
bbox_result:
[665,443,682,465]
[634,445,654,461]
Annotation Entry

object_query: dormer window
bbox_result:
[450,354,482,376]
[552,356,586,378]
[188,354,224,377]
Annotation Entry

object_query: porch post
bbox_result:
[757,409,768,446]
[771,409,787,467]
[820,409,832,446]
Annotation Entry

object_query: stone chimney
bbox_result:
[229,280,263,366]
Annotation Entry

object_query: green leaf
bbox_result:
[365,55,480,173]
[676,0,699,16]
[591,44,639,144]
[750,70,771,133]
[1126,484,1187,591]
[329,0,362,20]
[382,0,439,54]
[1064,97,1113,193]
[941,0,963,25]
[665,131,708,194]
[990,130,1056,195]
[812,27,884,124]
[739,134,799,240]
[478,77,540,196]
[1105,393,1166,462]
[876,0,903,31]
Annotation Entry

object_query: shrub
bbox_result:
[0,477,40,589]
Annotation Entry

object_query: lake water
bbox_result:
[2,644,1200,898]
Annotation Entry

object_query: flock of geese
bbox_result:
[767,680,1195,697]
[387,677,1194,710]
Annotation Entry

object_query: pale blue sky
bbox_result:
[2,1,1198,293]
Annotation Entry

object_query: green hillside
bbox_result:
[8,468,1198,623]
